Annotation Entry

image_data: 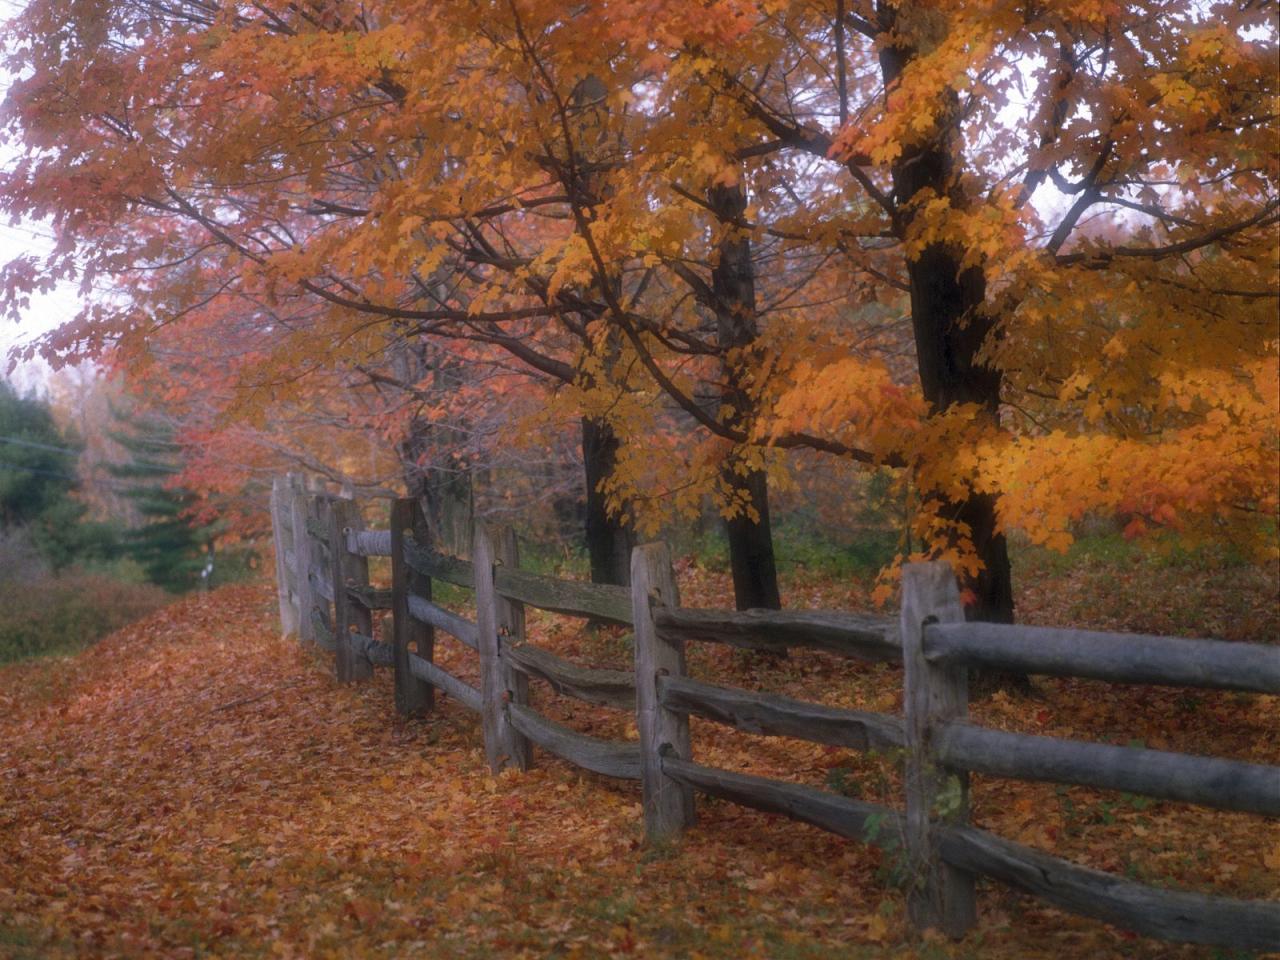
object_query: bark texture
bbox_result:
[708,181,781,611]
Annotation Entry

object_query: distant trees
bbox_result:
[0,379,76,529]
[0,379,121,572]
[0,377,233,590]
[107,405,218,592]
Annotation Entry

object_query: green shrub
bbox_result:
[0,572,169,662]
[773,523,898,579]
[1011,528,1260,580]
[507,536,591,579]
[206,545,261,589]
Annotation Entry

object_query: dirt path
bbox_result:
[0,584,1274,958]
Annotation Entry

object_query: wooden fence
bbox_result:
[268,474,1280,950]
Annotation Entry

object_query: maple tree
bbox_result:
[2,0,1276,617]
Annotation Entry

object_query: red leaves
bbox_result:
[344,897,384,927]
[1,571,1275,958]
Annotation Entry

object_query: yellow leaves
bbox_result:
[829,9,1003,168]
[901,186,1036,281]
[764,354,926,456]
[976,387,1279,560]
[1058,372,1092,403]
[1101,335,1127,360]
[836,121,902,168]
[544,235,595,300]
[1042,531,1074,553]
[862,911,890,943]
[684,140,740,187]
[1263,840,1280,873]
[263,249,318,286]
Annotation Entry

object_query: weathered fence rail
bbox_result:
[655,607,901,660]
[935,722,1279,816]
[658,674,906,751]
[269,473,1280,951]
[926,620,1280,693]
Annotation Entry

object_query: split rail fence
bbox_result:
[269,473,1280,950]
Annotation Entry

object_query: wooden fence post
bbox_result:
[390,498,433,716]
[491,529,527,773]
[288,473,318,645]
[331,497,374,683]
[310,494,335,645]
[900,561,976,938]
[632,542,693,843]
[270,476,299,637]
[474,523,531,773]
[495,527,531,762]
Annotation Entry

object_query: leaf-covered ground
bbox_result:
[1,558,1277,959]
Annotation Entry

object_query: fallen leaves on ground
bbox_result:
[0,571,1276,959]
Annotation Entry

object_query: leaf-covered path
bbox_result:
[1,584,1275,959]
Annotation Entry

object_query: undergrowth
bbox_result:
[0,572,169,662]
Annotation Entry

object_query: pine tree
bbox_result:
[0,379,79,529]
[0,380,123,572]
[107,406,214,592]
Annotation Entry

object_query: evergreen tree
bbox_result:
[0,379,79,528]
[107,406,214,592]
[0,380,123,572]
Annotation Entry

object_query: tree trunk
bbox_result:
[903,245,1013,625]
[423,460,473,557]
[708,181,782,611]
[880,22,1014,626]
[398,426,473,556]
[561,75,636,590]
[390,335,475,557]
[581,416,633,587]
[723,466,782,610]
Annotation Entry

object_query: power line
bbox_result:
[0,461,137,492]
[0,434,80,455]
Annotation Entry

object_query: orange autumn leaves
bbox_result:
[1,0,1277,588]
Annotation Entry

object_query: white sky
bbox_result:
[0,219,79,391]
[0,0,82,391]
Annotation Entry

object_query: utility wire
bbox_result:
[0,434,81,455]
[0,461,137,492]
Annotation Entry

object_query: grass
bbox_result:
[1010,528,1259,579]
[0,571,170,663]
[663,517,899,581]
[1011,531,1277,643]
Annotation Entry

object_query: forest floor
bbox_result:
[0,544,1277,959]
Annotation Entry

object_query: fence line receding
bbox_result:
[268,473,1280,951]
